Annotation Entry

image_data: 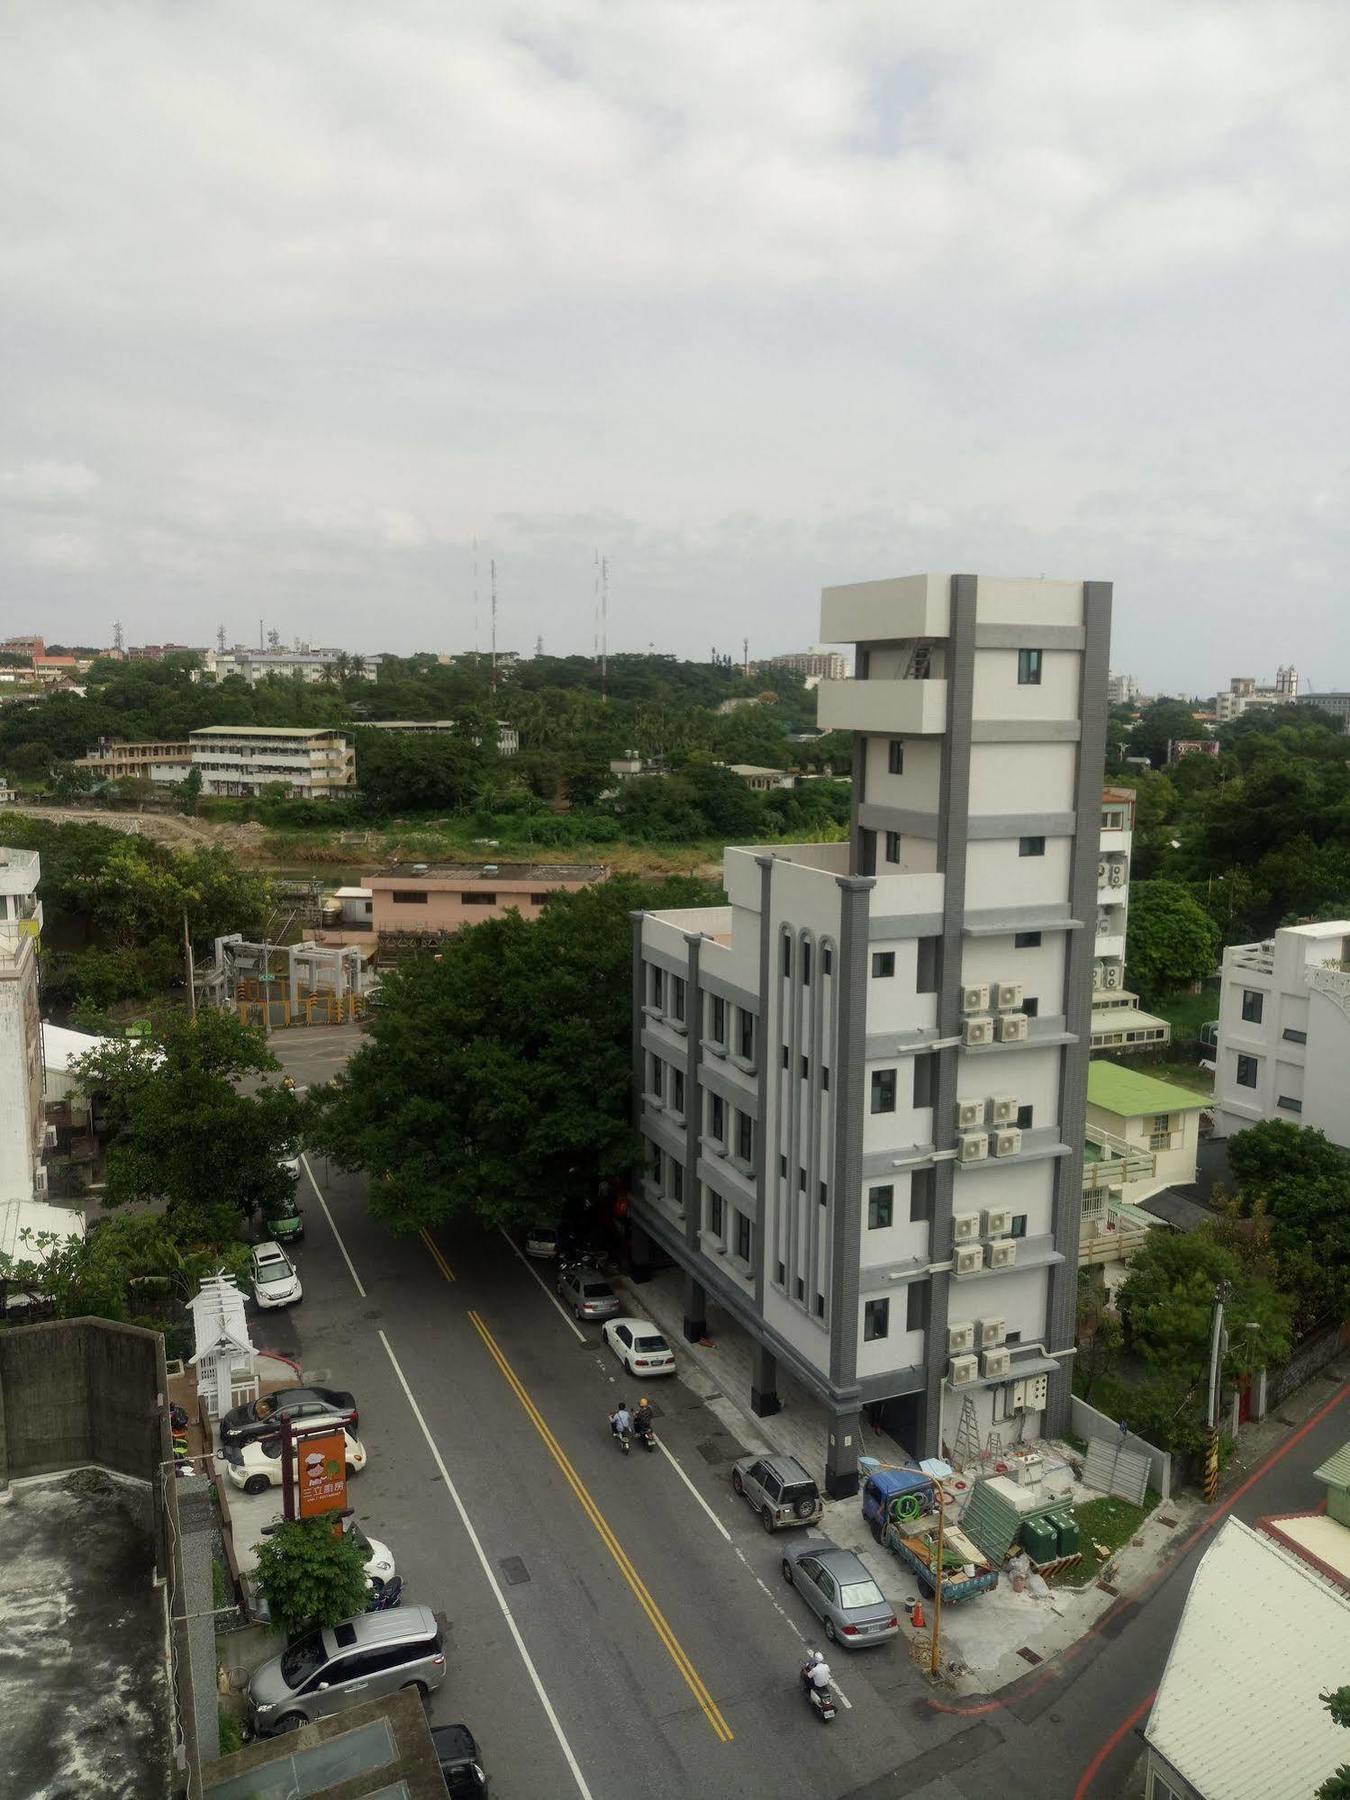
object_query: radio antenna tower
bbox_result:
[216,623,227,654]
[592,549,601,660]
[743,636,749,677]
[112,619,125,654]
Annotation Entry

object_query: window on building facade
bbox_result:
[1277,1095,1303,1113]
[710,994,727,1044]
[671,1162,684,1206]
[710,1093,725,1140]
[1010,1214,1027,1239]
[1018,648,1043,685]
[1241,989,1264,1024]
[1017,1104,1034,1129]
[863,1298,890,1342]
[801,941,812,986]
[912,1054,936,1107]
[391,890,429,904]
[872,951,895,979]
[735,1212,752,1262]
[821,1064,830,1091]
[781,1044,790,1070]
[649,1056,664,1099]
[738,1010,755,1062]
[798,1166,807,1193]
[795,1276,805,1300]
[1014,930,1042,948]
[778,1153,787,1178]
[916,936,940,993]
[910,1167,935,1223]
[1236,1054,1259,1088]
[707,1190,724,1237]
[529,892,549,905]
[870,1069,896,1113]
[463,891,497,905]
[800,1054,809,1080]
[818,1180,828,1207]
[868,1185,894,1229]
[671,976,686,1023]
[884,831,902,864]
[651,967,665,1010]
[1149,1121,1172,1150]
[822,945,832,975]
[1019,836,1046,857]
[887,738,904,774]
[672,1070,685,1115]
[781,937,792,977]
[906,1280,930,1332]
[736,1112,754,1163]
[815,1293,825,1318]
[1282,1027,1308,1044]
[776,1260,786,1285]
[1023,996,1040,1018]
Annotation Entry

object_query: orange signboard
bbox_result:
[296,1428,348,1520]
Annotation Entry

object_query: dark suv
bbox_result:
[731,1453,824,1531]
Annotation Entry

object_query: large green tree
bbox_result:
[75,1009,301,1243]
[1226,1122,1350,1329]
[308,875,718,1233]
[253,1518,370,1638]
[1117,1230,1293,1381]
[1125,879,1220,1004]
[0,1211,246,1322]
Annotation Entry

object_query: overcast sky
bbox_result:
[2,3,1346,691]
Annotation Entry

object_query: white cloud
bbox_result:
[0,462,100,502]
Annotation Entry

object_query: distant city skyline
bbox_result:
[1,5,1347,692]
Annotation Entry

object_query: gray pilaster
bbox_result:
[918,572,979,1458]
[1044,579,1113,1435]
[682,1272,708,1343]
[629,912,646,1135]
[850,730,867,876]
[828,876,873,1393]
[684,931,704,1260]
[750,1343,780,1416]
[754,857,773,1311]
[825,1408,862,1500]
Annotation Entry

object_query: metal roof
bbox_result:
[1087,1060,1210,1117]
[1313,1441,1350,1493]
[1146,1518,1350,1800]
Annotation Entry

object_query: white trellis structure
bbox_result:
[189,1272,258,1419]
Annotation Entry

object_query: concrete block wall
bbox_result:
[0,1316,167,1489]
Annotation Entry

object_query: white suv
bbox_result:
[249,1241,302,1309]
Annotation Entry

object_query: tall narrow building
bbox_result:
[631,574,1111,1493]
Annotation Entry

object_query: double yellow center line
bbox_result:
[468,1308,734,1744]
[419,1229,455,1282]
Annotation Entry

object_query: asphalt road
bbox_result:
[261,1028,1350,1800]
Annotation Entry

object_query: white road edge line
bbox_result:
[300,1152,367,1299]
[498,1229,587,1343]
[656,1438,732,1542]
[379,1329,596,1800]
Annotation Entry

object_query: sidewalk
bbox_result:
[1219,1352,1350,1495]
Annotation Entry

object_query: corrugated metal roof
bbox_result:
[1146,1518,1350,1800]
[1087,1060,1210,1116]
[1313,1441,1350,1492]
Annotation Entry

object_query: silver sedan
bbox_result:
[556,1264,621,1321]
[780,1541,899,1649]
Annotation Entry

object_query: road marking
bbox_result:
[419,1228,456,1282]
[468,1309,734,1744]
[1073,1687,1156,1800]
[498,1230,586,1343]
[300,1152,366,1298]
[655,1438,732,1541]
[378,1332,595,1800]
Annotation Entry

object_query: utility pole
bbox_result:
[183,909,196,1019]
[743,636,749,678]
[1204,1282,1229,1503]
[259,616,265,652]
[928,1476,947,1678]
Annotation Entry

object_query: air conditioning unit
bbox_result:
[956,1098,985,1130]
[954,1243,985,1276]
[982,1206,1012,1238]
[995,1013,1029,1043]
[948,1321,975,1355]
[953,1210,981,1243]
[1109,861,1126,886]
[949,1353,979,1386]
[43,1123,58,1149]
[995,982,1023,1012]
[988,1238,1018,1269]
[958,1131,989,1164]
[1097,860,1108,885]
[992,1127,1024,1158]
[963,1015,994,1047]
[982,1346,1012,1380]
[989,1094,1019,1126]
[961,983,991,1014]
[1104,964,1123,990]
[977,1316,1005,1349]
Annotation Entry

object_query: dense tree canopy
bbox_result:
[253,1519,371,1638]
[1117,1230,1293,1380]
[1124,879,1221,1003]
[307,875,718,1233]
[1225,1121,1350,1329]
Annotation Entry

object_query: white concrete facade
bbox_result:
[1213,921,1350,1147]
[1089,787,1171,1055]
[0,848,45,1206]
[632,573,1111,1492]
[202,646,380,685]
[188,727,355,800]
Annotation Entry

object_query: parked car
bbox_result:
[222,1425,366,1495]
[248,1605,445,1734]
[556,1264,621,1321]
[347,1520,396,1591]
[524,1225,560,1259]
[220,1387,358,1449]
[432,1723,489,1795]
[731,1453,823,1531]
[262,1160,304,1243]
[249,1241,302,1309]
[780,1540,899,1648]
[601,1317,676,1377]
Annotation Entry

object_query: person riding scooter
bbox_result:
[610,1402,633,1448]
[633,1397,655,1441]
[801,1650,832,1696]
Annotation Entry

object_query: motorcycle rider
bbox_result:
[610,1402,633,1444]
[801,1650,832,1697]
[633,1397,654,1439]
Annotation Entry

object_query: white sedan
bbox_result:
[348,1521,396,1590]
[223,1426,366,1495]
[601,1317,676,1378]
[248,1241,302,1309]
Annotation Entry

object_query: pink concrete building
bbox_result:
[366,862,608,942]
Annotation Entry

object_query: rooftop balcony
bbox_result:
[816,676,947,737]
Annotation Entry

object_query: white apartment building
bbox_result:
[1106,672,1139,706]
[1213,921,1350,1147]
[1213,667,1298,724]
[188,727,355,800]
[1090,788,1170,1055]
[631,572,1111,1492]
[760,647,850,685]
[202,646,381,685]
[0,848,45,1204]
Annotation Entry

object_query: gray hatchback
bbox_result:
[248,1605,445,1734]
[781,1541,899,1648]
[555,1263,621,1321]
[731,1453,823,1531]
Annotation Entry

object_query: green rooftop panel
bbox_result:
[1087,1061,1210,1118]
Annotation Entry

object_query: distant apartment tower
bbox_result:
[1089,789,1170,1055]
[1213,922,1350,1149]
[631,573,1110,1491]
[202,646,380,685]
[762,647,849,684]
[1214,668,1299,723]
[1106,672,1139,706]
[0,849,45,1203]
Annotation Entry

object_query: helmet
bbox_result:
[639,1397,649,1406]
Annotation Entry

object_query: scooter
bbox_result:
[800,1660,836,1723]
[366,1576,404,1613]
[611,1420,631,1455]
[636,1424,657,1453]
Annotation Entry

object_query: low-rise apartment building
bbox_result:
[76,738,193,787]
[1213,920,1350,1147]
[632,571,1112,1491]
[188,726,355,799]
[368,862,607,944]
[758,647,849,684]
